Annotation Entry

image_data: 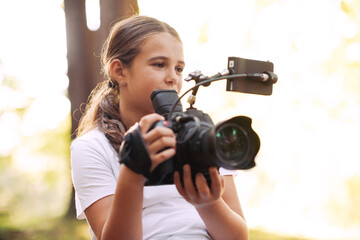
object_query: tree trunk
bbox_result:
[64,0,138,219]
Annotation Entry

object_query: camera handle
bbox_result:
[184,69,230,107]
[184,70,209,107]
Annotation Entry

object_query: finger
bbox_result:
[174,171,186,196]
[182,164,198,199]
[148,135,176,154]
[209,167,222,197]
[150,148,176,172]
[195,173,210,200]
[144,127,175,145]
[138,113,165,134]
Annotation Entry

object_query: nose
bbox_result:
[165,69,179,85]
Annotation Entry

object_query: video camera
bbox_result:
[119,57,277,186]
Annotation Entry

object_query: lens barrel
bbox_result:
[208,116,259,170]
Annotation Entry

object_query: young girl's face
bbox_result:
[122,32,185,117]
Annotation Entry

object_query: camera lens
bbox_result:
[215,124,247,161]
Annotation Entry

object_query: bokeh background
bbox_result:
[0,0,359,239]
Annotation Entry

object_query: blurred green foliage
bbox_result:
[0,70,72,233]
[0,117,72,227]
[0,219,90,240]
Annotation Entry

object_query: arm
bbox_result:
[196,174,248,240]
[85,165,146,240]
[82,113,176,240]
[174,166,248,240]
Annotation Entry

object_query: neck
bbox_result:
[120,101,155,131]
[120,105,141,130]
[119,90,156,130]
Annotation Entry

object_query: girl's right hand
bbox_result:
[131,113,176,173]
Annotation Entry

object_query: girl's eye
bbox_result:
[176,66,184,73]
[153,63,164,68]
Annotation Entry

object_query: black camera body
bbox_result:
[145,89,260,186]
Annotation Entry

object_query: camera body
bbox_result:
[145,89,260,186]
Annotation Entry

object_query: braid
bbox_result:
[97,87,126,152]
[76,81,126,153]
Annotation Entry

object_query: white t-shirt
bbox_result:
[71,128,237,240]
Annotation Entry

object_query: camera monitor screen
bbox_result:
[226,57,274,95]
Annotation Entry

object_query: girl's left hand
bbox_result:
[174,164,225,208]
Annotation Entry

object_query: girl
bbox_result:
[71,15,248,240]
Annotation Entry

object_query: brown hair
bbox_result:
[75,15,182,152]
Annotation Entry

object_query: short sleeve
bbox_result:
[219,167,239,176]
[71,136,117,219]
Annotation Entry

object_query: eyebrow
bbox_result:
[149,56,185,66]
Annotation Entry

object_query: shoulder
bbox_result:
[71,128,114,154]
[71,128,117,167]
[72,128,109,147]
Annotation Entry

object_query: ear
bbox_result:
[109,59,127,84]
